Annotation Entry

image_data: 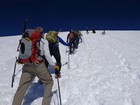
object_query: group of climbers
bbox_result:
[12,26,83,105]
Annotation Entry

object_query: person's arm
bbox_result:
[58,36,68,46]
[66,33,69,42]
[41,39,55,66]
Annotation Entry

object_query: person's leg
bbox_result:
[69,40,73,54]
[73,40,77,49]
[38,56,49,84]
[53,47,61,71]
[50,46,61,71]
[12,65,35,105]
[36,62,53,105]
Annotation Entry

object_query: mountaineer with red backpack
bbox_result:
[12,27,59,105]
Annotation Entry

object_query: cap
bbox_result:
[35,26,43,34]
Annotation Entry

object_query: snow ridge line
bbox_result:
[99,36,132,72]
[98,36,136,105]
[109,35,140,48]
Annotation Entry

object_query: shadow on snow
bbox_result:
[23,82,44,105]
[23,82,58,105]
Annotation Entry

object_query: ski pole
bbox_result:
[11,57,17,88]
[57,78,62,105]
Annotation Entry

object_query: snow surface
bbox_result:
[0,30,140,105]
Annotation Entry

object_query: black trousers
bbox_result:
[69,39,77,54]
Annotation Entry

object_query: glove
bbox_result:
[55,71,61,78]
[53,65,61,78]
[53,65,59,70]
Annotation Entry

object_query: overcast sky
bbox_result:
[0,0,140,36]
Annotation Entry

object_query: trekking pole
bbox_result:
[12,18,28,88]
[68,50,70,69]
[62,62,68,66]
[17,18,28,51]
[23,18,28,34]
[11,57,17,88]
[15,68,22,76]
[65,46,67,53]
[57,78,62,105]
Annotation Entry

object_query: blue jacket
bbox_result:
[52,36,68,47]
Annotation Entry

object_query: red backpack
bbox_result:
[17,29,43,64]
[69,32,74,38]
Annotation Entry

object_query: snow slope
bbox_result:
[0,31,140,105]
